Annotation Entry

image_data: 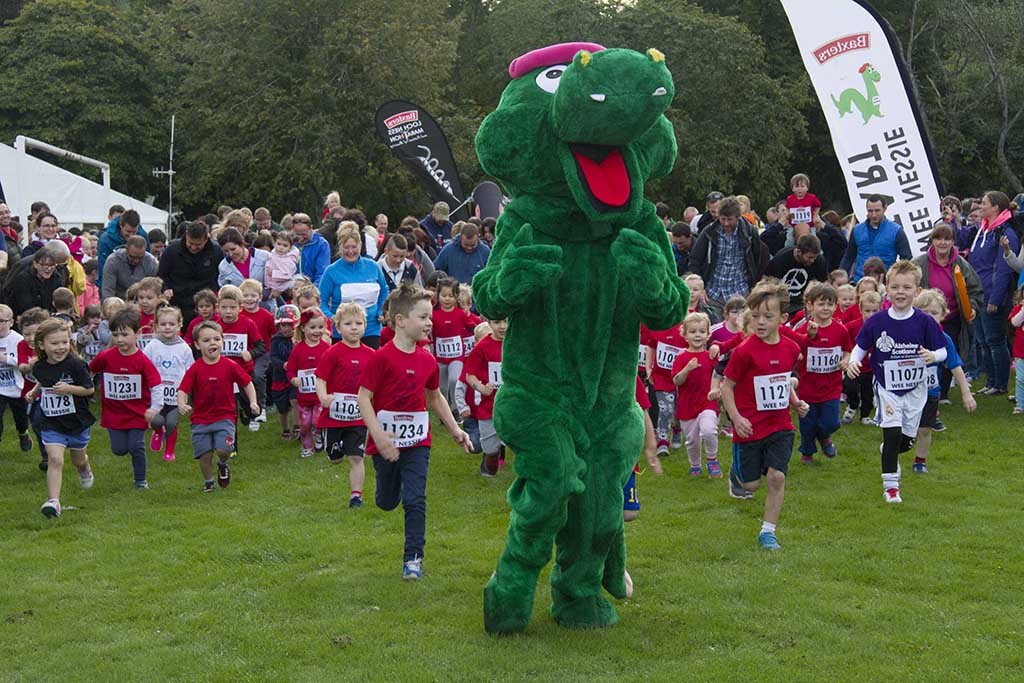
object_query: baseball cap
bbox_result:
[275,304,299,326]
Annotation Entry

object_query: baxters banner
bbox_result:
[780,0,942,257]
[375,100,467,221]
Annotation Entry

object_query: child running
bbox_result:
[432,277,476,413]
[357,284,472,579]
[239,278,275,422]
[18,308,50,470]
[0,304,31,452]
[846,260,948,503]
[462,316,506,477]
[286,309,331,458]
[315,302,376,507]
[842,291,882,424]
[143,306,195,462]
[672,311,721,477]
[75,305,104,364]
[1010,287,1024,414]
[270,305,299,440]
[134,277,164,350]
[178,321,259,493]
[89,309,163,489]
[722,281,809,551]
[646,317,687,455]
[28,319,96,518]
[912,289,976,473]
[215,285,264,432]
[185,289,217,348]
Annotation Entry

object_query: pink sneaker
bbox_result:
[149,429,164,452]
[163,451,176,462]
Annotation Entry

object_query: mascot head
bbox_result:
[476,42,678,227]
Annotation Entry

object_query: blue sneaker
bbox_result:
[689,466,702,477]
[758,531,781,551]
[402,557,423,580]
[821,440,837,458]
[913,461,928,474]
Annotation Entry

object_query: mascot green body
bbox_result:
[473,42,689,633]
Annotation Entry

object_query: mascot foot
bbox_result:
[551,594,619,629]
[484,572,535,634]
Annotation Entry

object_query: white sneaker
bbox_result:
[860,417,874,426]
[40,498,61,518]
[248,420,260,432]
[841,407,855,424]
[300,448,314,458]
[255,412,267,423]
[313,429,324,451]
[883,487,902,504]
[78,466,94,490]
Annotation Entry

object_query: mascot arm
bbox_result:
[472,214,563,320]
[613,221,689,330]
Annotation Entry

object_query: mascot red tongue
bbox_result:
[573,148,629,207]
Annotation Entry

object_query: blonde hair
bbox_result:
[474,321,492,341]
[223,210,250,231]
[335,221,361,255]
[137,276,163,296]
[859,291,882,309]
[333,302,366,330]
[324,191,341,207]
[746,280,789,313]
[239,278,262,295]
[101,297,126,320]
[34,319,75,362]
[683,311,711,334]
[886,259,923,286]
[854,278,880,295]
[294,284,320,306]
[156,306,183,325]
[218,285,242,303]
[684,273,705,290]
[0,303,12,320]
[458,285,473,310]
[913,288,948,317]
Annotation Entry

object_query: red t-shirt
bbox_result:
[843,316,872,373]
[798,319,852,403]
[635,375,651,410]
[638,324,652,374]
[240,307,276,351]
[315,342,376,428]
[431,306,476,364]
[462,334,502,420]
[646,324,687,392]
[463,311,483,356]
[785,192,821,225]
[380,326,394,346]
[672,349,718,419]
[216,316,262,374]
[285,339,331,407]
[1011,306,1024,359]
[724,335,802,443]
[840,304,862,325]
[89,347,162,430]
[179,355,251,424]
[18,340,35,398]
[359,341,439,455]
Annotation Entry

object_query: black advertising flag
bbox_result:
[375,100,467,221]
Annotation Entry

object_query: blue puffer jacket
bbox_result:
[96,216,149,287]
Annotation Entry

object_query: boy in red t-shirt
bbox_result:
[215,285,265,431]
[722,282,809,551]
[785,172,821,241]
[357,284,472,580]
[89,309,162,489]
[17,308,50,469]
[179,321,259,493]
[645,318,687,455]
[672,312,721,478]
[796,283,852,463]
[239,279,275,422]
[316,303,376,507]
[185,289,217,353]
[132,276,164,350]
[463,316,506,477]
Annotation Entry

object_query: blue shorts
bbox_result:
[190,420,236,458]
[41,426,91,450]
[623,470,640,512]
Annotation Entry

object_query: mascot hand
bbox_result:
[497,224,563,303]
[612,229,668,300]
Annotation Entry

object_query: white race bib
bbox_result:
[104,374,142,401]
[884,358,926,391]
[297,368,317,394]
[806,346,842,374]
[377,410,429,448]
[41,387,74,417]
[754,373,791,411]
[435,336,463,360]
[0,366,16,388]
[488,361,503,388]
[161,381,177,406]
[222,334,247,356]
[85,341,104,357]
[926,365,939,391]
[638,344,649,367]
[463,335,476,355]
[791,206,812,224]
[340,282,381,310]
[656,342,684,371]
[329,392,361,422]
[136,334,153,351]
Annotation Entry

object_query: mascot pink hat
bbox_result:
[508,42,606,79]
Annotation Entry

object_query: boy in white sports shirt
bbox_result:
[846,260,948,503]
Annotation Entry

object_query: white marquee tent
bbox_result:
[0,141,168,242]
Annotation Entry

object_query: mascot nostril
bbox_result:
[473,42,689,634]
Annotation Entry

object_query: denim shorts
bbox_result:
[41,426,91,450]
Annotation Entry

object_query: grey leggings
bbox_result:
[150,404,180,433]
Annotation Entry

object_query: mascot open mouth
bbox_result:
[569,143,631,211]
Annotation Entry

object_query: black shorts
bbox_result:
[325,427,368,462]
[271,386,297,413]
[920,396,939,429]
[731,430,794,483]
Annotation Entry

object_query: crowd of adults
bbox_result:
[1,185,1022,395]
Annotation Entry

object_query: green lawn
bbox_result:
[1,388,1022,682]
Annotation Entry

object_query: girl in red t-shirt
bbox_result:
[286,309,331,458]
[431,279,476,411]
[672,312,721,478]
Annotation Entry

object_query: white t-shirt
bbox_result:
[0,331,24,399]
[143,337,195,405]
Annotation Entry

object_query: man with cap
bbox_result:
[419,201,454,251]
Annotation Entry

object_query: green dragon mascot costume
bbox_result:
[473,42,689,633]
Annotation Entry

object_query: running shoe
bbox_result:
[349,495,363,509]
[707,460,723,478]
[149,428,164,452]
[670,429,683,450]
[248,420,260,432]
[932,419,946,433]
[883,487,902,503]
[402,557,423,580]
[821,440,837,458]
[18,432,32,452]
[314,429,324,451]
[913,461,928,474]
[78,466,94,490]
[728,474,753,500]
[758,531,781,551]
[40,498,61,518]
[255,412,267,423]
[860,417,875,426]
[841,407,855,424]
[656,442,669,457]
[217,461,231,488]
[801,455,814,464]
[689,466,702,477]
[135,480,149,489]
[163,451,176,462]
[203,481,216,493]
[300,448,314,459]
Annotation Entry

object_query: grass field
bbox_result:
[1,385,1023,682]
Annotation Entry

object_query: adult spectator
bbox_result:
[968,190,1019,395]
[0,202,15,266]
[419,201,453,251]
[96,209,149,287]
[217,227,269,289]
[101,235,159,299]
[398,226,436,282]
[839,195,912,279]
[107,204,125,221]
[668,221,693,276]
[147,228,168,260]
[377,234,423,291]
[681,206,699,225]
[760,202,791,256]
[433,222,490,285]
[690,196,768,321]
[817,210,851,272]
[158,221,223,323]
[480,217,497,247]
[655,202,671,227]
[689,191,724,234]
[319,222,388,347]
[292,213,330,286]
[375,213,389,235]
[21,211,61,259]
[766,234,828,315]
[251,207,282,233]
[8,243,68,318]
[912,222,982,400]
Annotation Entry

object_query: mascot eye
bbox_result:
[535,65,567,94]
